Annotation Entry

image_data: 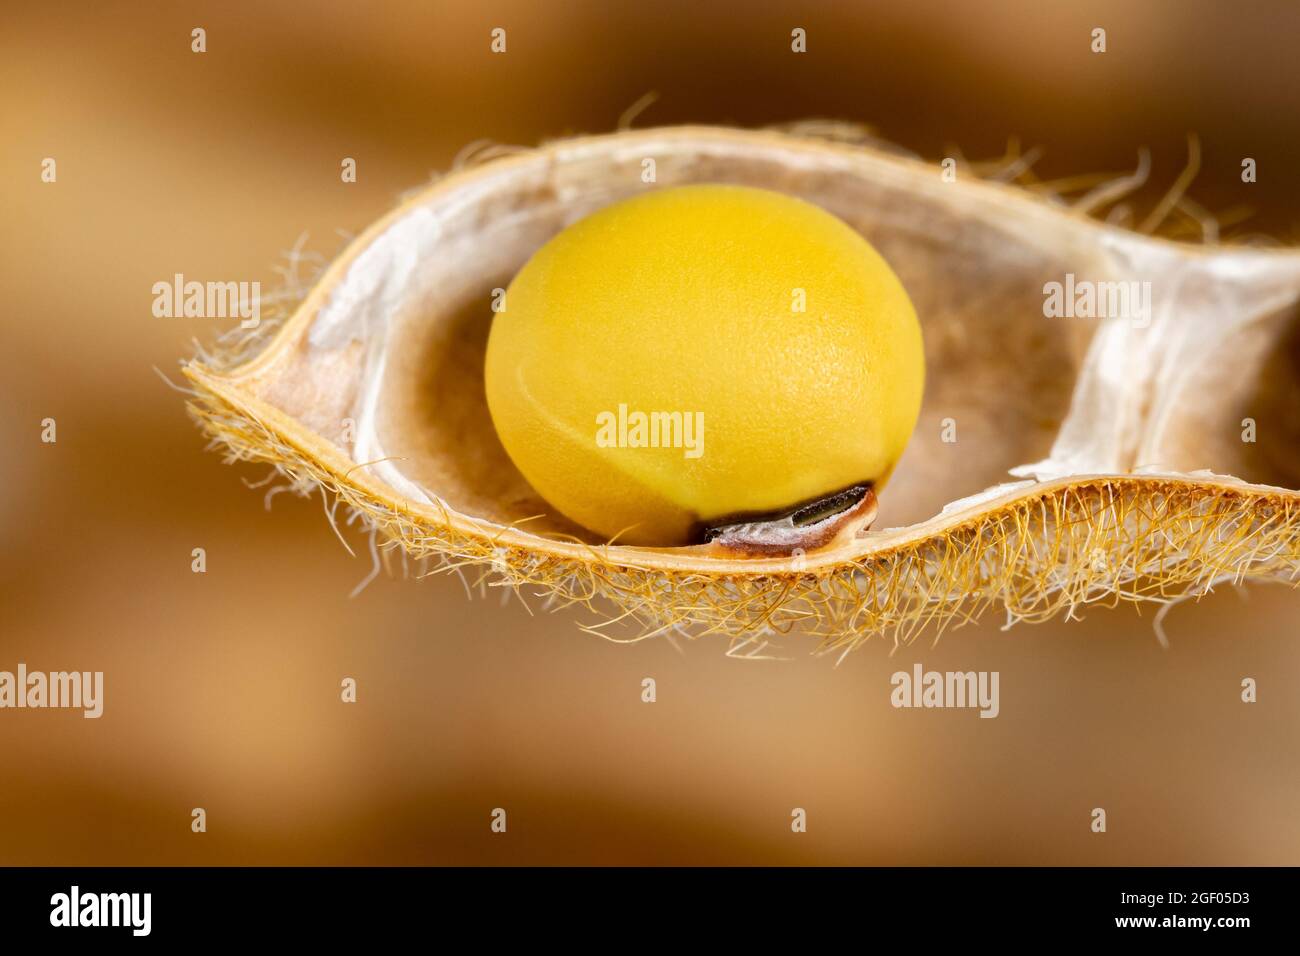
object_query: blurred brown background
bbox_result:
[2,0,1299,865]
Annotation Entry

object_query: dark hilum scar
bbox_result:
[699,483,877,556]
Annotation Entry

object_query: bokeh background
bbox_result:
[3,0,1299,864]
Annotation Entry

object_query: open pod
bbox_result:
[184,126,1300,651]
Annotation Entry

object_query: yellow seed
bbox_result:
[484,184,924,546]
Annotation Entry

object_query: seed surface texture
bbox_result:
[484,184,925,546]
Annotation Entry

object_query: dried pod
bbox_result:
[183,126,1300,651]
